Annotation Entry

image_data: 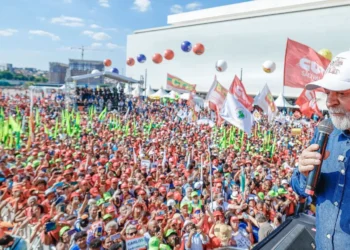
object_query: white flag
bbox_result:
[220,93,253,135]
[254,84,277,122]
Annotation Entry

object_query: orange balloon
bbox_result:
[152,53,163,64]
[104,59,112,67]
[126,57,135,66]
[193,43,205,55]
[164,49,174,60]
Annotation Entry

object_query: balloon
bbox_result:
[181,41,192,52]
[318,49,333,61]
[104,59,112,67]
[137,54,147,63]
[152,53,163,64]
[215,60,227,72]
[262,60,276,73]
[193,43,205,55]
[164,49,174,60]
[110,68,119,74]
[126,57,135,66]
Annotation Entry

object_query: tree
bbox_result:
[0,71,14,80]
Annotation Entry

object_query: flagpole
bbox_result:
[240,68,243,82]
[207,138,213,210]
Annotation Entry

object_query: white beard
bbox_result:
[329,107,350,131]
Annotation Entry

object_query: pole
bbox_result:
[207,138,213,210]
[30,88,33,115]
[240,68,243,82]
[145,69,148,90]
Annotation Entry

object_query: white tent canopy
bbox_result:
[124,84,133,95]
[274,93,297,108]
[142,85,155,97]
[132,85,143,97]
[179,93,205,107]
[164,90,179,99]
[149,87,168,99]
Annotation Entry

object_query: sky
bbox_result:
[0,0,251,71]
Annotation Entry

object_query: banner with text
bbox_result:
[166,73,196,93]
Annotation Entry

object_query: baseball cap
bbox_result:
[148,236,160,250]
[165,229,177,238]
[307,51,350,91]
[59,226,70,237]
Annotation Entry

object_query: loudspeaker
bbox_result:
[253,213,316,250]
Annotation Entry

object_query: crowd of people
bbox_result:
[0,89,318,250]
[75,86,129,112]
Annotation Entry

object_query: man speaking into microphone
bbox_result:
[291,51,350,250]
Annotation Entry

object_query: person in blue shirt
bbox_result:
[0,235,27,250]
[291,51,350,250]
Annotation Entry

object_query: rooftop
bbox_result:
[134,0,349,34]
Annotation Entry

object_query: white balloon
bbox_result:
[262,60,276,73]
[215,60,227,72]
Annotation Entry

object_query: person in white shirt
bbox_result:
[183,221,209,250]
[209,194,228,212]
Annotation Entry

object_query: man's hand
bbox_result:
[298,144,329,176]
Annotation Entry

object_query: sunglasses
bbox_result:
[128,231,137,236]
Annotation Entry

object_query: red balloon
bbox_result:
[104,59,112,67]
[126,57,135,66]
[164,49,174,60]
[152,53,163,64]
[193,43,205,55]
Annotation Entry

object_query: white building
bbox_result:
[126,0,350,98]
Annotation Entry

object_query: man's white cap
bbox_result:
[307,51,350,91]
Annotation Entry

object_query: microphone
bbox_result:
[305,119,334,196]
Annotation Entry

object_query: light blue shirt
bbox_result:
[291,127,350,249]
[5,236,27,250]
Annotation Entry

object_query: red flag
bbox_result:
[284,39,330,89]
[229,75,254,111]
[295,89,323,118]
[209,102,224,126]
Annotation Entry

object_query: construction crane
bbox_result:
[70,46,112,60]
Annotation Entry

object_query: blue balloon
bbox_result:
[137,54,147,63]
[111,68,119,74]
[181,41,192,52]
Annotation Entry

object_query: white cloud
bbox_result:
[90,24,117,32]
[0,29,18,37]
[51,15,84,27]
[82,30,111,41]
[92,32,111,41]
[90,24,101,29]
[170,4,183,14]
[29,30,60,41]
[106,43,123,49]
[133,0,151,12]
[186,2,202,11]
[98,0,110,8]
[82,30,94,36]
[90,43,102,48]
